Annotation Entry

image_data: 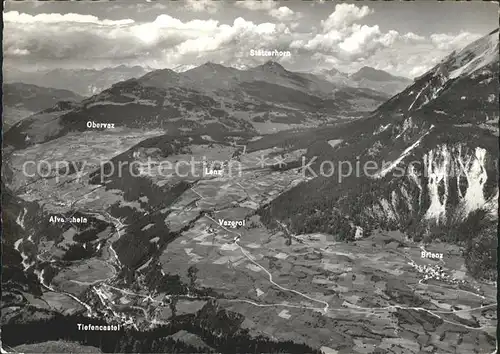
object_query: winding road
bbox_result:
[201,213,497,332]
[205,213,329,313]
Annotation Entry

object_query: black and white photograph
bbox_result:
[2,1,499,353]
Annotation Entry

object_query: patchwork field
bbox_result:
[160,219,497,353]
[5,138,496,354]
[152,149,497,353]
[6,127,163,197]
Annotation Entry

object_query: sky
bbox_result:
[3,0,499,78]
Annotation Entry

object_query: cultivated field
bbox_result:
[8,140,496,354]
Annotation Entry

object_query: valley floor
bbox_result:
[3,135,497,354]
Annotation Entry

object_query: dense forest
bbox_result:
[3,302,323,354]
[257,126,498,281]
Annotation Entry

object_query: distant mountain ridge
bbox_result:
[141,60,378,97]
[312,66,412,96]
[2,82,83,131]
[4,65,150,97]
[350,66,410,83]
[6,62,408,99]
[5,61,388,150]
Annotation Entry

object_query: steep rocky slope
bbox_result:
[259,29,499,280]
[378,28,499,125]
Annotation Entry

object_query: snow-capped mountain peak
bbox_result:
[379,28,499,119]
[446,28,499,79]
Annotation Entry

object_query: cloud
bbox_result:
[409,65,431,78]
[403,32,426,42]
[185,0,220,14]
[4,11,218,63]
[3,6,489,79]
[3,11,134,25]
[269,6,296,21]
[4,10,291,70]
[430,31,482,51]
[322,3,373,31]
[291,4,486,76]
[338,25,383,56]
[302,5,389,61]
[234,0,278,11]
[5,48,30,56]
[235,1,299,21]
[342,30,482,78]
[142,3,169,12]
[174,18,276,55]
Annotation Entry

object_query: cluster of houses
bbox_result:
[408,259,466,285]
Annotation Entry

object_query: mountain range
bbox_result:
[4,65,150,97]
[4,61,388,151]
[6,63,411,98]
[259,28,499,280]
[6,29,497,271]
[2,83,83,131]
[4,30,498,280]
[314,66,412,96]
[1,27,498,354]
